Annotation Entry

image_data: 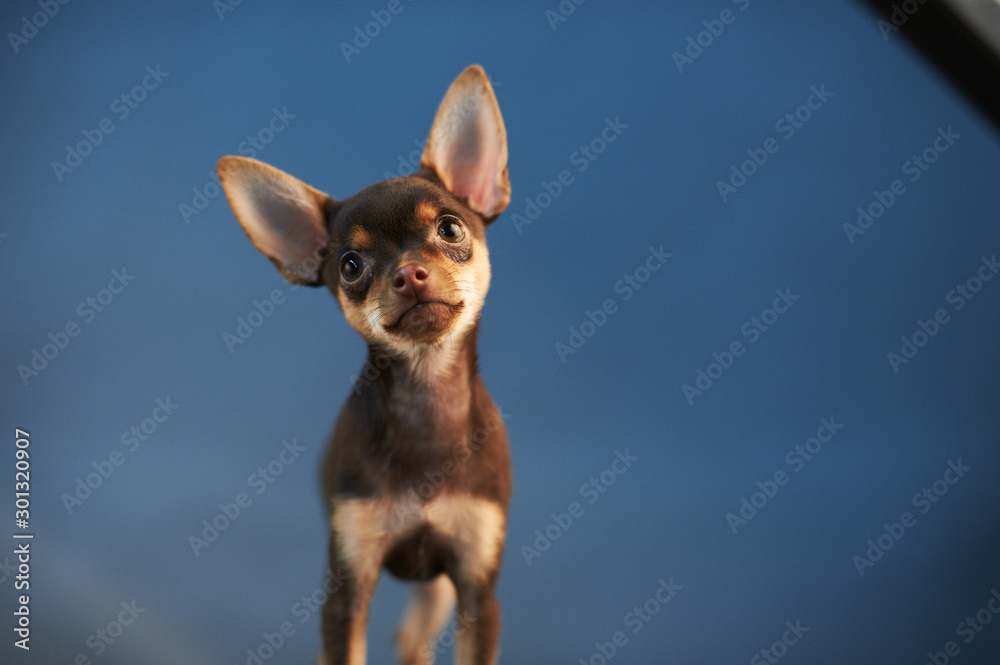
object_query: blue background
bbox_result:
[2,1,999,663]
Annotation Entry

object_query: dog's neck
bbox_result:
[365,325,481,439]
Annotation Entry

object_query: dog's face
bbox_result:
[323,176,491,348]
[217,65,508,354]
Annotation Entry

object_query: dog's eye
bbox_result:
[340,253,365,283]
[437,216,465,243]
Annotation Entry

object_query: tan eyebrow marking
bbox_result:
[348,227,372,250]
[415,201,440,226]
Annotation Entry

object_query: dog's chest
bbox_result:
[332,493,505,582]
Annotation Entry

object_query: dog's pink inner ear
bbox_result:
[218,156,330,285]
[422,66,510,220]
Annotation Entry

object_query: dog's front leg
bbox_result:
[452,575,501,665]
[321,536,380,665]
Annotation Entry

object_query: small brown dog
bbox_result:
[218,65,512,665]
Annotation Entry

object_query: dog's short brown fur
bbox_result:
[217,65,512,665]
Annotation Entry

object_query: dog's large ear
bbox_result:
[421,64,510,221]
[217,156,333,285]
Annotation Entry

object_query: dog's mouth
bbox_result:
[384,300,465,340]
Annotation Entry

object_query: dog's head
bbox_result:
[217,65,509,351]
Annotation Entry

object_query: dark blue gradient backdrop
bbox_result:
[2,1,999,664]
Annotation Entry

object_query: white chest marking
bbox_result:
[332,494,505,582]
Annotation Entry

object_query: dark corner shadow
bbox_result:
[857,0,1000,134]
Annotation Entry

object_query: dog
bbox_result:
[217,64,512,665]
